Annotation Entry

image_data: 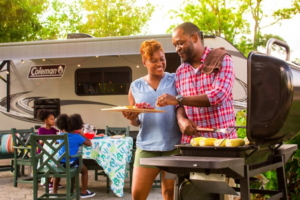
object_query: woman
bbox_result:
[122,40,182,200]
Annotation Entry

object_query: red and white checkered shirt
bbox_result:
[176,46,237,143]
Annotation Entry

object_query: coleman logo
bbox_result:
[28,65,66,79]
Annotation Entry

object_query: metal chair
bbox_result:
[11,128,34,187]
[30,133,82,200]
[105,126,130,136]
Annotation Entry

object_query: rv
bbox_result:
[0,33,278,132]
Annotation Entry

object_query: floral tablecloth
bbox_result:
[41,136,133,197]
[83,136,133,197]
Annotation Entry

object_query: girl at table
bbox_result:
[37,109,63,189]
[122,40,182,200]
[52,113,95,198]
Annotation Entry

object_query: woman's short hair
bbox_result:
[67,114,84,132]
[37,109,55,121]
[56,114,68,131]
[140,39,164,61]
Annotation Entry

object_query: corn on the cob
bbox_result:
[225,139,245,147]
[244,137,250,145]
[190,137,206,146]
[214,139,227,147]
[199,138,217,146]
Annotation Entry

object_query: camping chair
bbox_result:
[94,126,133,192]
[11,128,34,187]
[30,133,82,200]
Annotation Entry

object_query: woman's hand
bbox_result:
[122,111,139,120]
[156,93,178,107]
[178,117,198,136]
[122,111,140,127]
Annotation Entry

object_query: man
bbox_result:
[156,22,237,143]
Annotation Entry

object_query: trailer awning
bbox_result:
[0,34,176,60]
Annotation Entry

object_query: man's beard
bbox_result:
[182,42,194,63]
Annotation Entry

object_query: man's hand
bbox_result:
[156,93,178,107]
[178,117,198,136]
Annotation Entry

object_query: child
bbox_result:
[37,109,63,190]
[53,114,95,198]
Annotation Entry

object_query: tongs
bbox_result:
[196,127,230,134]
[196,126,245,146]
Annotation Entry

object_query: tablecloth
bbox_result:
[83,136,133,197]
[40,136,133,197]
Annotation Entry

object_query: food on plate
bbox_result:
[111,135,125,138]
[214,139,228,147]
[199,138,217,146]
[95,133,105,137]
[190,137,206,146]
[135,102,155,109]
[225,139,245,147]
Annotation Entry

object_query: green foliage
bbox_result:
[39,0,84,39]
[235,110,300,198]
[234,36,254,57]
[167,0,250,44]
[293,58,300,65]
[81,0,154,37]
[255,33,286,53]
[167,0,300,56]
[285,132,300,199]
[263,170,278,191]
[235,110,247,138]
[0,0,48,43]
[242,0,300,51]
[0,0,154,42]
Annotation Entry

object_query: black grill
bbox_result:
[140,49,299,200]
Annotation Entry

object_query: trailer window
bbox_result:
[75,67,132,95]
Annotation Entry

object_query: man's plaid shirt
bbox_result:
[175,46,237,143]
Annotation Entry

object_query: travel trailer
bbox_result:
[0,34,294,132]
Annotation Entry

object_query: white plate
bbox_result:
[111,135,124,139]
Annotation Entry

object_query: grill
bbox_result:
[140,39,299,200]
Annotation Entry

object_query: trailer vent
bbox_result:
[34,98,60,118]
[67,33,94,39]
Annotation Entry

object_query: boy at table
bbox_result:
[52,114,96,198]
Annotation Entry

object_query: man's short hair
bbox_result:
[174,22,204,44]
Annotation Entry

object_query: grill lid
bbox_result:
[246,50,299,145]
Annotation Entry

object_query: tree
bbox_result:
[293,58,300,65]
[243,0,300,50]
[38,0,83,40]
[167,0,250,44]
[80,0,155,37]
[0,0,154,42]
[0,0,48,43]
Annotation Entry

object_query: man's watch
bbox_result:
[176,95,184,106]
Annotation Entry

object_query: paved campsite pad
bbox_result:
[0,159,162,200]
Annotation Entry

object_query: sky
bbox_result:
[136,0,300,61]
